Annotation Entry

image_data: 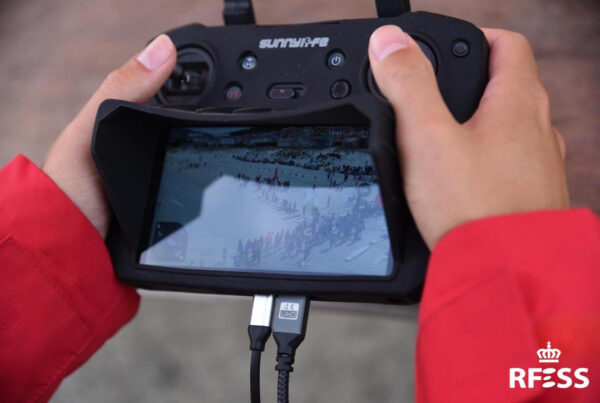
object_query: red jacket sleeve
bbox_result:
[0,155,139,402]
[416,209,600,402]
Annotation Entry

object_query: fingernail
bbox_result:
[136,34,174,70]
[369,26,409,63]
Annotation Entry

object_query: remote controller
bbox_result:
[91,0,489,303]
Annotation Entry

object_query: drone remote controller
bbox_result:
[92,0,489,303]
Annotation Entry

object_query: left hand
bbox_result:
[43,34,177,238]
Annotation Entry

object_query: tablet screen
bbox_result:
[139,125,392,277]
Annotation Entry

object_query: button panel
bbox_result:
[159,35,447,108]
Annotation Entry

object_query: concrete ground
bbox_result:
[52,294,418,402]
[0,0,598,402]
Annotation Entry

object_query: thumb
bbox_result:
[66,34,177,137]
[368,26,455,135]
[42,34,176,238]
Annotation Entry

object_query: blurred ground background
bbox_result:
[0,0,598,402]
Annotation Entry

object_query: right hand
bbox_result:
[368,26,569,249]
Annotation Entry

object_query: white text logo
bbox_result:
[258,37,329,49]
[509,341,589,389]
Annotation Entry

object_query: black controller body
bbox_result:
[93,11,489,304]
[154,12,488,122]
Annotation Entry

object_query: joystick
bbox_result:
[366,39,437,99]
[158,47,214,105]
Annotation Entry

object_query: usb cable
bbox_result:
[248,295,275,403]
[247,294,310,403]
[272,296,310,403]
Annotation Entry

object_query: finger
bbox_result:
[482,28,540,87]
[368,26,456,136]
[66,34,176,137]
[467,29,547,129]
[553,127,566,160]
[477,29,544,109]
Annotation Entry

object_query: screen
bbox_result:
[139,125,392,277]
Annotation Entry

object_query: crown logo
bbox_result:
[537,341,561,363]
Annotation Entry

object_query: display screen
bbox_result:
[139,125,392,277]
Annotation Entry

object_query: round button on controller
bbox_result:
[240,53,257,70]
[327,51,345,69]
[452,41,470,57]
[330,80,351,99]
[225,84,243,102]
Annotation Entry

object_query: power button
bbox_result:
[327,51,345,69]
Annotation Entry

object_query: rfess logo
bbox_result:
[509,341,589,389]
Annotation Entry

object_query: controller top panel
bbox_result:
[156,11,488,123]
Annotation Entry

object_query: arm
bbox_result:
[418,209,600,402]
[0,155,138,401]
[0,34,176,401]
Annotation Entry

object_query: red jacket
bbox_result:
[1,155,599,402]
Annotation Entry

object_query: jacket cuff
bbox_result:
[0,155,139,401]
[416,209,600,402]
[420,208,599,322]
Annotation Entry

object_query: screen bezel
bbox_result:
[136,124,396,281]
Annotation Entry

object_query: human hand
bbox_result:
[368,26,569,249]
[43,34,177,238]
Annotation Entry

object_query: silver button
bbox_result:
[241,54,257,70]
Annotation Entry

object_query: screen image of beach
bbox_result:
[139,125,392,277]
